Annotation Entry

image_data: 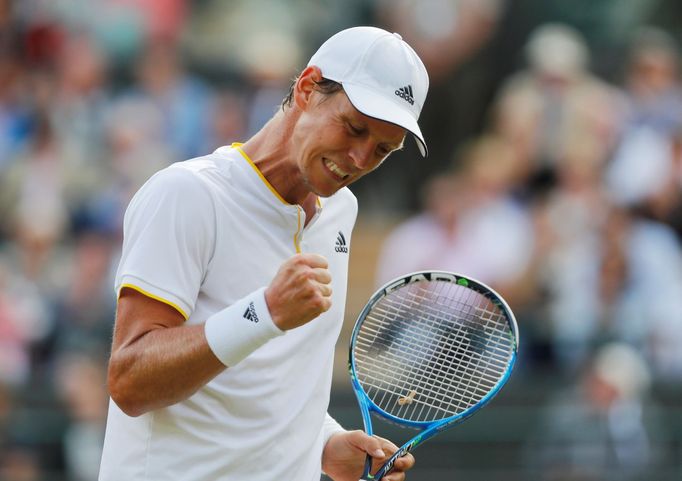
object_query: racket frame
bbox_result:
[348,271,518,480]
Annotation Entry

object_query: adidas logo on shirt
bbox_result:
[335,231,348,253]
[395,85,414,105]
[243,302,259,323]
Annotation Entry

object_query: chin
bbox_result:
[302,177,336,199]
[314,185,341,198]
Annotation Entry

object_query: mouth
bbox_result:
[323,158,351,182]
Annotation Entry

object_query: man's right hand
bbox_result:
[265,253,332,330]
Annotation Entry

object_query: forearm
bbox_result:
[108,254,327,417]
[108,323,225,416]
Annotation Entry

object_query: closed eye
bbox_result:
[377,147,391,158]
[347,123,364,136]
[378,143,404,158]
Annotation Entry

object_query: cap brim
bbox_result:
[341,82,427,157]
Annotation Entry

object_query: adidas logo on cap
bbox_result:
[395,85,414,105]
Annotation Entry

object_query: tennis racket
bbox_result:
[348,271,518,480]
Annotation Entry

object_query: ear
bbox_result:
[294,66,323,110]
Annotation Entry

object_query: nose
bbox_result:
[348,140,376,171]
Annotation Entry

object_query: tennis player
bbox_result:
[99,26,429,481]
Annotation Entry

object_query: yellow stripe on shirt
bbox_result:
[119,283,189,320]
[232,143,290,206]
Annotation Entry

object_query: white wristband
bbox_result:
[204,287,284,367]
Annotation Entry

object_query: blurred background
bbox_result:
[0,0,681,480]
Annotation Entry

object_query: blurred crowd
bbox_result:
[377,22,682,379]
[376,20,682,481]
[0,0,681,480]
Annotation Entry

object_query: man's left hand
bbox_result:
[322,430,415,481]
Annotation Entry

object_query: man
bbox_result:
[99,26,429,481]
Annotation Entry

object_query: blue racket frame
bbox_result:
[347,271,519,480]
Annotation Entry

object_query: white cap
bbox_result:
[308,26,429,156]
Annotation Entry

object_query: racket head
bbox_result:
[348,271,518,430]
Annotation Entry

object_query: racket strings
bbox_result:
[358,315,493,417]
[353,281,514,422]
[371,293,509,387]
[357,314,505,419]
[371,299,512,364]
[373,288,512,363]
[356,316,501,406]
[387,284,511,352]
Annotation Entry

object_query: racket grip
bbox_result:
[360,453,374,480]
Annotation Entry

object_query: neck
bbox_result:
[240,110,318,212]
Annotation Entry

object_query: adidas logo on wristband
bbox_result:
[243,302,260,323]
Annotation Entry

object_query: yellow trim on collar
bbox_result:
[119,283,189,320]
[231,143,322,210]
[232,143,289,206]
[231,143,316,254]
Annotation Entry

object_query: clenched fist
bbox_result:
[264,254,332,330]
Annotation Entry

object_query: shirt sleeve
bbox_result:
[115,165,216,319]
[322,412,346,446]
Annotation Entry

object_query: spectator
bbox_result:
[0,258,52,386]
[530,130,612,370]
[82,94,176,234]
[55,352,108,481]
[375,171,461,286]
[620,27,682,136]
[369,0,507,209]
[50,32,111,189]
[49,230,116,359]
[527,342,665,481]
[492,23,622,192]
[376,134,533,292]
[606,28,682,209]
[0,52,32,175]
[603,209,682,382]
[123,40,213,159]
[0,115,69,280]
[207,89,249,151]
[0,446,41,481]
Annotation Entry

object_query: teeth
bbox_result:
[324,159,349,179]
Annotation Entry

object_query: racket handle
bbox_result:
[360,453,374,480]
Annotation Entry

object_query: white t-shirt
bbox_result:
[99,145,357,481]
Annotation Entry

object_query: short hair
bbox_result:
[281,76,344,110]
